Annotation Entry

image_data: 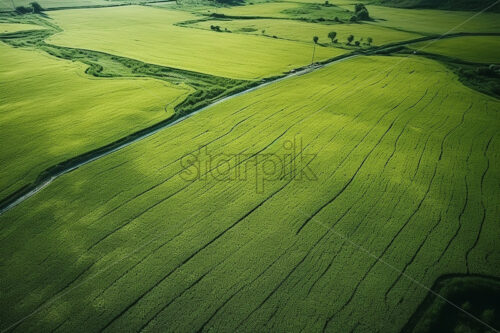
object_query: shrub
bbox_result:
[30,1,44,13]
[354,3,370,20]
[354,41,360,46]
[350,15,358,22]
[15,6,32,14]
[367,37,373,45]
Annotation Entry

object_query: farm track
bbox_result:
[1,31,497,216]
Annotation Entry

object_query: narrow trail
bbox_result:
[0,32,496,216]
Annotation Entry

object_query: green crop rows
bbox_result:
[0,0,499,332]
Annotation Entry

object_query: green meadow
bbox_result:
[47,6,344,79]
[366,5,500,34]
[1,0,500,332]
[0,42,191,202]
[0,0,112,10]
[411,36,500,63]
[188,18,422,45]
[1,55,499,332]
[0,22,45,33]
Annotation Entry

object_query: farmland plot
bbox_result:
[1,55,498,332]
[188,18,422,45]
[410,36,500,63]
[365,5,500,35]
[47,6,345,79]
[0,42,191,202]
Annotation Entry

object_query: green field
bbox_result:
[0,42,190,202]
[47,6,344,79]
[1,55,499,331]
[0,0,114,10]
[411,36,500,63]
[366,5,500,34]
[0,22,45,32]
[1,0,500,332]
[196,1,302,17]
[188,18,422,45]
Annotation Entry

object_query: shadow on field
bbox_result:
[402,274,500,333]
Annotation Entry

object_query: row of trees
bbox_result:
[315,32,373,46]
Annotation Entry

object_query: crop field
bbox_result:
[0,0,165,11]
[0,42,190,202]
[410,36,500,63]
[195,2,301,17]
[47,6,344,79]
[1,0,500,332]
[1,55,499,332]
[365,5,500,34]
[0,22,45,33]
[0,0,113,10]
[188,18,422,45]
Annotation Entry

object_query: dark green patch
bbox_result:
[403,275,500,333]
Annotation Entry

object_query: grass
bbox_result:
[0,41,191,202]
[410,36,500,63]
[1,55,498,332]
[0,22,45,32]
[0,0,114,11]
[188,18,423,45]
[365,5,500,35]
[193,2,354,22]
[194,2,303,18]
[0,0,168,11]
[46,5,345,79]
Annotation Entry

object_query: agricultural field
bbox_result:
[0,22,45,32]
[0,0,114,11]
[410,36,500,63]
[1,0,500,332]
[365,5,500,34]
[47,6,344,79]
[0,0,168,11]
[188,18,422,45]
[0,42,191,202]
[1,55,499,332]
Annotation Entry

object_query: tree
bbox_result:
[327,31,337,43]
[354,3,370,20]
[311,36,319,64]
[30,1,43,13]
[354,40,360,46]
[367,37,373,45]
[347,35,354,45]
[15,5,32,14]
